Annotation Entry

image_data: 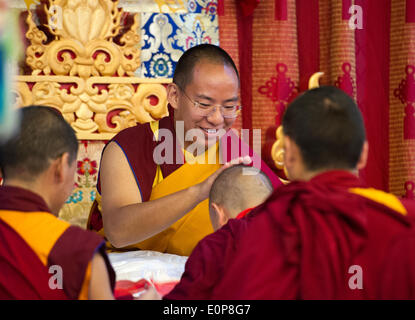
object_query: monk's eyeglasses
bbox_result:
[176,84,241,119]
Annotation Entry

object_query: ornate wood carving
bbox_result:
[14,0,171,140]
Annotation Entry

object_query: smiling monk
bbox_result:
[87,44,282,256]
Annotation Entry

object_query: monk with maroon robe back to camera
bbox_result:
[165,86,415,299]
[0,106,159,300]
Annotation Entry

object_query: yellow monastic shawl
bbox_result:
[100,120,220,256]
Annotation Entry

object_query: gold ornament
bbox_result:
[14,0,170,140]
[271,72,324,181]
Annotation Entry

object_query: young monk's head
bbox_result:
[167,44,240,151]
[209,165,273,231]
[0,106,78,215]
[282,86,368,181]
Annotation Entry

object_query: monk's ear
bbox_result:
[283,136,297,171]
[52,153,70,183]
[167,83,180,110]
[211,203,229,230]
[283,135,307,181]
[356,141,369,170]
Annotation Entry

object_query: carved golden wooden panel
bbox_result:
[14,75,170,140]
[14,0,171,140]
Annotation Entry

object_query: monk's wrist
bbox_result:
[189,183,206,204]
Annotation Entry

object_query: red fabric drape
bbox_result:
[354,0,391,191]
[407,0,415,22]
[296,0,319,92]
[218,0,415,194]
[236,2,254,136]
[274,0,287,20]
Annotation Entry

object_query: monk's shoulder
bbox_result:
[113,123,154,149]
[49,226,105,263]
[196,220,241,253]
[47,226,110,299]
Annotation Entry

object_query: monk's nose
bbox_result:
[206,106,224,124]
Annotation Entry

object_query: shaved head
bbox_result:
[209,165,273,220]
[282,86,366,172]
[173,44,239,91]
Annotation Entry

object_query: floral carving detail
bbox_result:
[15,77,169,136]
[77,157,98,176]
[15,0,170,139]
[25,0,140,78]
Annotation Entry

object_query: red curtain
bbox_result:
[219,0,415,196]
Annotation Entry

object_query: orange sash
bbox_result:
[0,210,91,299]
[0,210,70,266]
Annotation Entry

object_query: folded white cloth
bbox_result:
[109,250,188,284]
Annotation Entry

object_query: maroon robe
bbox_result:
[0,186,116,299]
[0,218,68,299]
[165,171,415,299]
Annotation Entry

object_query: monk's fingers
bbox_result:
[200,156,254,198]
[226,156,253,166]
[242,155,253,165]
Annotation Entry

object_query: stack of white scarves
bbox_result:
[109,250,188,284]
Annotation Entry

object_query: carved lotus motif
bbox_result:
[59,0,113,44]
[26,0,139,78]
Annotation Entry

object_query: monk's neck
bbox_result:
[299,167,359,182]
[3,177,58,216]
